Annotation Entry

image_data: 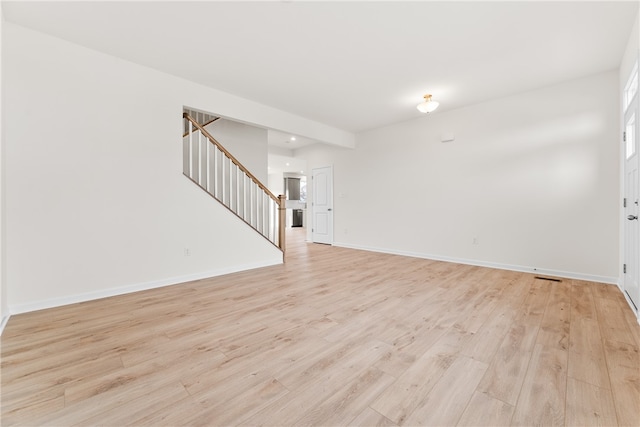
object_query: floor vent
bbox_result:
[535,276,562,282]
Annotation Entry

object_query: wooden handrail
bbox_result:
[182,116,220,138]
[183,113,280,204]
[183,112,286,253]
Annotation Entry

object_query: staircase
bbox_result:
[182,111,285,252]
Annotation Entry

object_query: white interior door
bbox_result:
[312,166,333,244]
[623,64,639,311]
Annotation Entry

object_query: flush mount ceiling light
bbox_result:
[417,94,439,113]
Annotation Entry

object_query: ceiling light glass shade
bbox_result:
[417,94,439,113]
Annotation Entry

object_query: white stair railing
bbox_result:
[183,113,285,252]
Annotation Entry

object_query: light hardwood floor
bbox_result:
[2,228,639,426]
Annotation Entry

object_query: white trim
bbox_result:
[624,60,639,112]
[617,279,640,324]
[8,259,282,315]
[0,315,10,336]
[333,241,618,285]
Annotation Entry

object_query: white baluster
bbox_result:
[228,162,233,210]
[236,167,240,214]
[260,192,263,235]
[188,121,193,179]
[193,130,200,183]
[250,181,255,227]
[222,154,226,205]
[217,147,221,200]
[198,130,203,186]
[214,148,218,198]
[271,198,276,243]
[207,141,215,194]
[263,193,268,237]
[258,189,262,234]
[238,170,243,218]
[183,120,190,176]
[245,179,248,223]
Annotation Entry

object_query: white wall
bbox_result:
[268,172,284,197]
[2,22,346,313]
[620,12,639,95]
[298,71,620,283]
[0,8,7,331]
[205,118,268,184]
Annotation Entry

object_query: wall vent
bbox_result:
[535,276,562,282]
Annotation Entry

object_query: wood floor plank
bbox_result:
[403,355,488,426]
[291,367,396,426]
[571,280,597,320]
[181,377,290,426]
[241,340,391,425]
[477,315,542,405]
[434,323,476,351]
[374,323,448,378]
[510,344,567,427]
[73,381,191,427]
[518,276,552,323]
[25,372,185,427]
[2,228,638,426]
[602,339,640,427]
[2,353,124,403]
[449,270,508,334]
[348,407,398,427]
[461,304,517,364]
[591,282,622,301]
[456,391,515,426]
[536,280,571,351]
[369,341,459,424]
[274,337,378,391]
[125,395,206,427]
[0,390,65,426]
[1,328,136,384]
[568,317,610,389]
[595,296,636,346]
[568,347,611,391]
[565,377,618,427]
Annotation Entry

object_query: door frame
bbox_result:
[621,58,640,322]
[311,165,334,245]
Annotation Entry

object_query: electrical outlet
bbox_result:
[184,248,191,256]
[472,237,479,245]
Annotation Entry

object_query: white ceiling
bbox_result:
[267,129,311,174]
[267,129,316,150]
[267,152,308,176]
[2,1,638,133]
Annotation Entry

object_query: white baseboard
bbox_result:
[617,279,640,324]
[8,259,282,315]
[333,241,618,285]
[0,315,10,336]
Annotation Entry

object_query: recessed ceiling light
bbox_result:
[286,162,290,166]
[290,137,296,141]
